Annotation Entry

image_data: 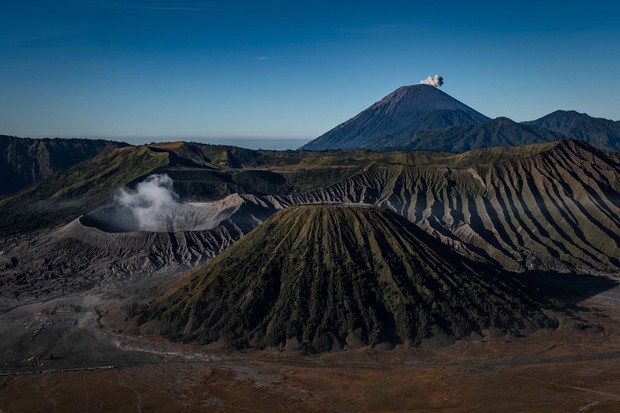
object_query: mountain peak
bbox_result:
[550,109,583,116]
[371,84,453,112]
[301,85,489,151]
[135,204,556,352]
[493,116,517,125]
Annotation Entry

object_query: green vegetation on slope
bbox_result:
[0,146,169,236]
[0,135,127,197]
[137,205,556,352]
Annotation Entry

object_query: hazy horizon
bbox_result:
[1,135,313,150]
[122,137,312,150]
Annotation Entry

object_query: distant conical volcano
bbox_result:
[301,84,489,150]
[136,205,555,352]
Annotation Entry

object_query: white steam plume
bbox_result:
[420,74,444,87]
[116,174,179,231]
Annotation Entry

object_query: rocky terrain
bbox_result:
[0,193,285,304]
[1,140,618,309]
[0,267,619,412]
[291,140,620,273]
[0,134,618,411]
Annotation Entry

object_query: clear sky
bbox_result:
[1,0,619,141]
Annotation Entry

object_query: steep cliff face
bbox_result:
[136,205,556,351]
[0,136,127,196]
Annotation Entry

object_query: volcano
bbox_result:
[301,84,489,150]
[136,205,556,352]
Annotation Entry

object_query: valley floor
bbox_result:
[1,273,620,412]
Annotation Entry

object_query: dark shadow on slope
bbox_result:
[80,206,140,232]
[519,271,619,306]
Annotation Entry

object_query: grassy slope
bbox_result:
[138,205,556,352]
[0,146,169,236]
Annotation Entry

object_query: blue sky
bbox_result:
[1,0,619,141]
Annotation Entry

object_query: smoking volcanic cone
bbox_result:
[301,84,488,150]
[136,205,556,352]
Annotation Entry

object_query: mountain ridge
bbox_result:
[524,110,620,152]
[0,135,127,197]
[289,139,620,274]
[367,117,567,151]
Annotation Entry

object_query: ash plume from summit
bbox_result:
[302,76,488,150]
[420,74,444,87]
[115,174,179,231]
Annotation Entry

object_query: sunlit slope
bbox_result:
[137,205,556,352]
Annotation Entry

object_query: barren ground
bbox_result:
[1,273,620,412]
